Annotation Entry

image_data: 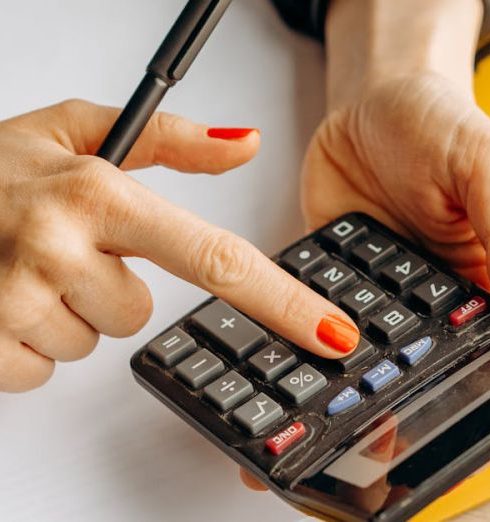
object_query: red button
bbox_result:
[449,296,487,327]
[265,422,306,456]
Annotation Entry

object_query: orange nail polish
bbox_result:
[317,315,359,354]
[207,128,257,140]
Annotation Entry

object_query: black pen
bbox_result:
[97,0,232,167]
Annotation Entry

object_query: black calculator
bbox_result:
[131,213,490,522]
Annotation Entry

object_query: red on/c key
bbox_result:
[449,296,487,327]
[265,422,306,456]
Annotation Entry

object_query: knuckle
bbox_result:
[0,344,55,393]
[55,98,92,119]
[59,331,100,362]
[153,112,185,136]
[114,282,153,338]
[275,283,310,323]
[191,231,255,291]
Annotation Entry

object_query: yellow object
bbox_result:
[475,51,490,114]
[410,466,490,522]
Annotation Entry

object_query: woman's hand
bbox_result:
[0,99,359,392]
[302,0,490,286]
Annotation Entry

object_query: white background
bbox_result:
[0,1,325,521]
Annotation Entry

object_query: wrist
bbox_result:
[326,0,483,110]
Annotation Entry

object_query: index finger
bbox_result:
[91,171,359,359]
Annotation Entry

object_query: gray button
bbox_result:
[148,327,197,368]
[311,260,357,299]
[281,240,327,277]
[191,300,268,360]
[368,302,419,343]
[337,337,376,373]
[340,282,388,320]
[277,364,327,405]
[204,370,253,412]
[248,342,297,382]
[175,349,225,390]
[232,393,283,436]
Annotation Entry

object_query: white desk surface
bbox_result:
[0,1,323,521]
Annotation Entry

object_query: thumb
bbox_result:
[5,99,260,174]
[92,171,360,359]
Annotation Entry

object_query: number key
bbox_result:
[311,260,357,299]
[320,217,368,254]
[368,303,419,343]
[380,254,429,293]
[411,274,462,315]
[340,282,388,320]
[351,234,397,273]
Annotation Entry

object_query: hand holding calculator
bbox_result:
[132,213,490,521]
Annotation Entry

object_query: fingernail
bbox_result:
[207,128,258,140]
[317,315,359,354]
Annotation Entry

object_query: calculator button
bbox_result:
[232,393,283,436]
[339,282,388,320]
[380,254,429,293]
[281,240,327,277]
[399,337,433,366]
[411,274,462,315]
[311,261,357,299]
[203,370,254,412]
[148,327,197,368]
[191,300,268,360]
[175,349,225,390]
[361,360,401,393]
[277,364,327,405]
[368,303,419,343]
[265,422,306,456]
[449,296,487,327]
[327,387,362,416]
[248,342,297,382]
[320,217,368,254]
[351,235,397,272]
[337,337,376,373]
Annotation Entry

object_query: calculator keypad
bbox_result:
[191,300,268,360]
[137,213,488,452]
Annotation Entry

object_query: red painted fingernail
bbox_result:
[317,315,359,354]
[207,128,257,140]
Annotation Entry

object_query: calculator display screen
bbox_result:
[299,351,490,517]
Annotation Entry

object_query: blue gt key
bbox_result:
[327,386,362,416]
[399,337,433,366]
[361,360,401,393]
